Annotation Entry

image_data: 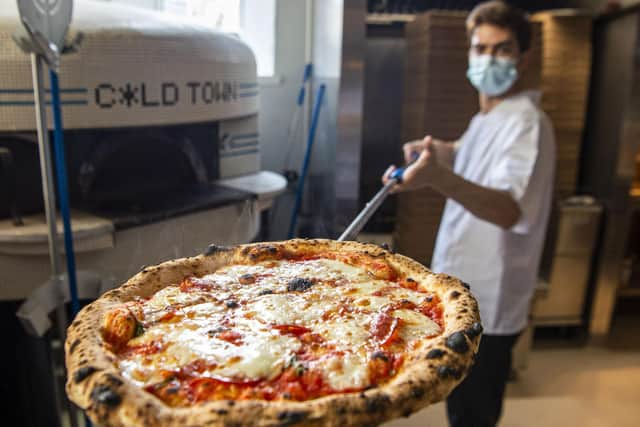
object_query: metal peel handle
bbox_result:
[337,160,413,242]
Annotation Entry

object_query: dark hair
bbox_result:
[466,1,532,52]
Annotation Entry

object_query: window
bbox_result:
[162,0,276,77]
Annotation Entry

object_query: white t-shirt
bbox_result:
[431,90,555,335]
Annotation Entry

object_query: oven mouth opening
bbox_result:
[78,135,209,211]
[71,131,254,230]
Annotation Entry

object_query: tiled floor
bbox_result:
[385,317,640,427]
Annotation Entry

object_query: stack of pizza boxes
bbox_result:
[518,22,544,93]
[396,11,542,266]
[532,11,592,197]
[396,11,477,267]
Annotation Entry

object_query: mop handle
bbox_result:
[297,63,313,105]
[49,69,80,316]
[284,64,313,161]
[288,84,326,239]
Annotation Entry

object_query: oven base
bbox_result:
[0,200,258,301]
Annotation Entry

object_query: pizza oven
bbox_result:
[0,0,290,303]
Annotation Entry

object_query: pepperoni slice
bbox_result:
[217,330,243,345]
[272,324,312,337]
[122,340,164,356]
[371,312,402,348]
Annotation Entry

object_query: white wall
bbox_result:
[258,0,309,174]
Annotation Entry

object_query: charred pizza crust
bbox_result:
[65,239,481,427]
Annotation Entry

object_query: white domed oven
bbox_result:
[0,0,284,302]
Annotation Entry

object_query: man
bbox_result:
[382,2,555,426]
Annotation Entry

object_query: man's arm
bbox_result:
[383,137,521,229]
[429,167,521,229]
[432,140,457,169]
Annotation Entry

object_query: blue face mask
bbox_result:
[466,54,518,97]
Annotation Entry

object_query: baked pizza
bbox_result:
[65,239,481,427]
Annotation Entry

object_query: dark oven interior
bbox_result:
[0,121,221,224]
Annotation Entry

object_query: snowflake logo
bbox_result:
[118,83,139,107]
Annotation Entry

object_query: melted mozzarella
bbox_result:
[313,351,370,390]
[216,259,372,286]
[139,286,208,322]
[247,293,339,326]
[120,312,300,384]
[209,327,300,380]
[394,309,441,342]
[248,293,305,325]
[348,279,391,295]
[353,295,392,311]
[316,314,373,347]
[308,259,372,282]
[115,256,443,394]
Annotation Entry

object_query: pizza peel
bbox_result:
[338,155,417,242]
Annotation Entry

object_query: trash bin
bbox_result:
[532,196,603,326]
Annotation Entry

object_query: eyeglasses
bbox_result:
[469,39,518,58]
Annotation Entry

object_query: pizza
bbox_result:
[65,239,481,427]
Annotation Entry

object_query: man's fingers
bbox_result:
[391,163,417,194]
[403,148,412,164]
[424,136,435,152]
[403,145,417,164]
[381,165,396,184]
[403,139,424,164]
[382,165,404,193]
[415,145,430,165]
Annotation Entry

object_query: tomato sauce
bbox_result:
[145,363,369,405]
[132,251,444,407]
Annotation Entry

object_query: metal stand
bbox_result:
[32,51,80,427]
[31,53,77,427]
[14,1,79,425]
[31,52,70,347]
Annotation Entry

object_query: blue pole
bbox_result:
[288,83,325,239]
[296,63,313,106]
[49,69,80,317]
[283,63,313,178]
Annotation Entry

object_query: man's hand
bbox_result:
[402,135,456,167]
[382,136,444,192]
